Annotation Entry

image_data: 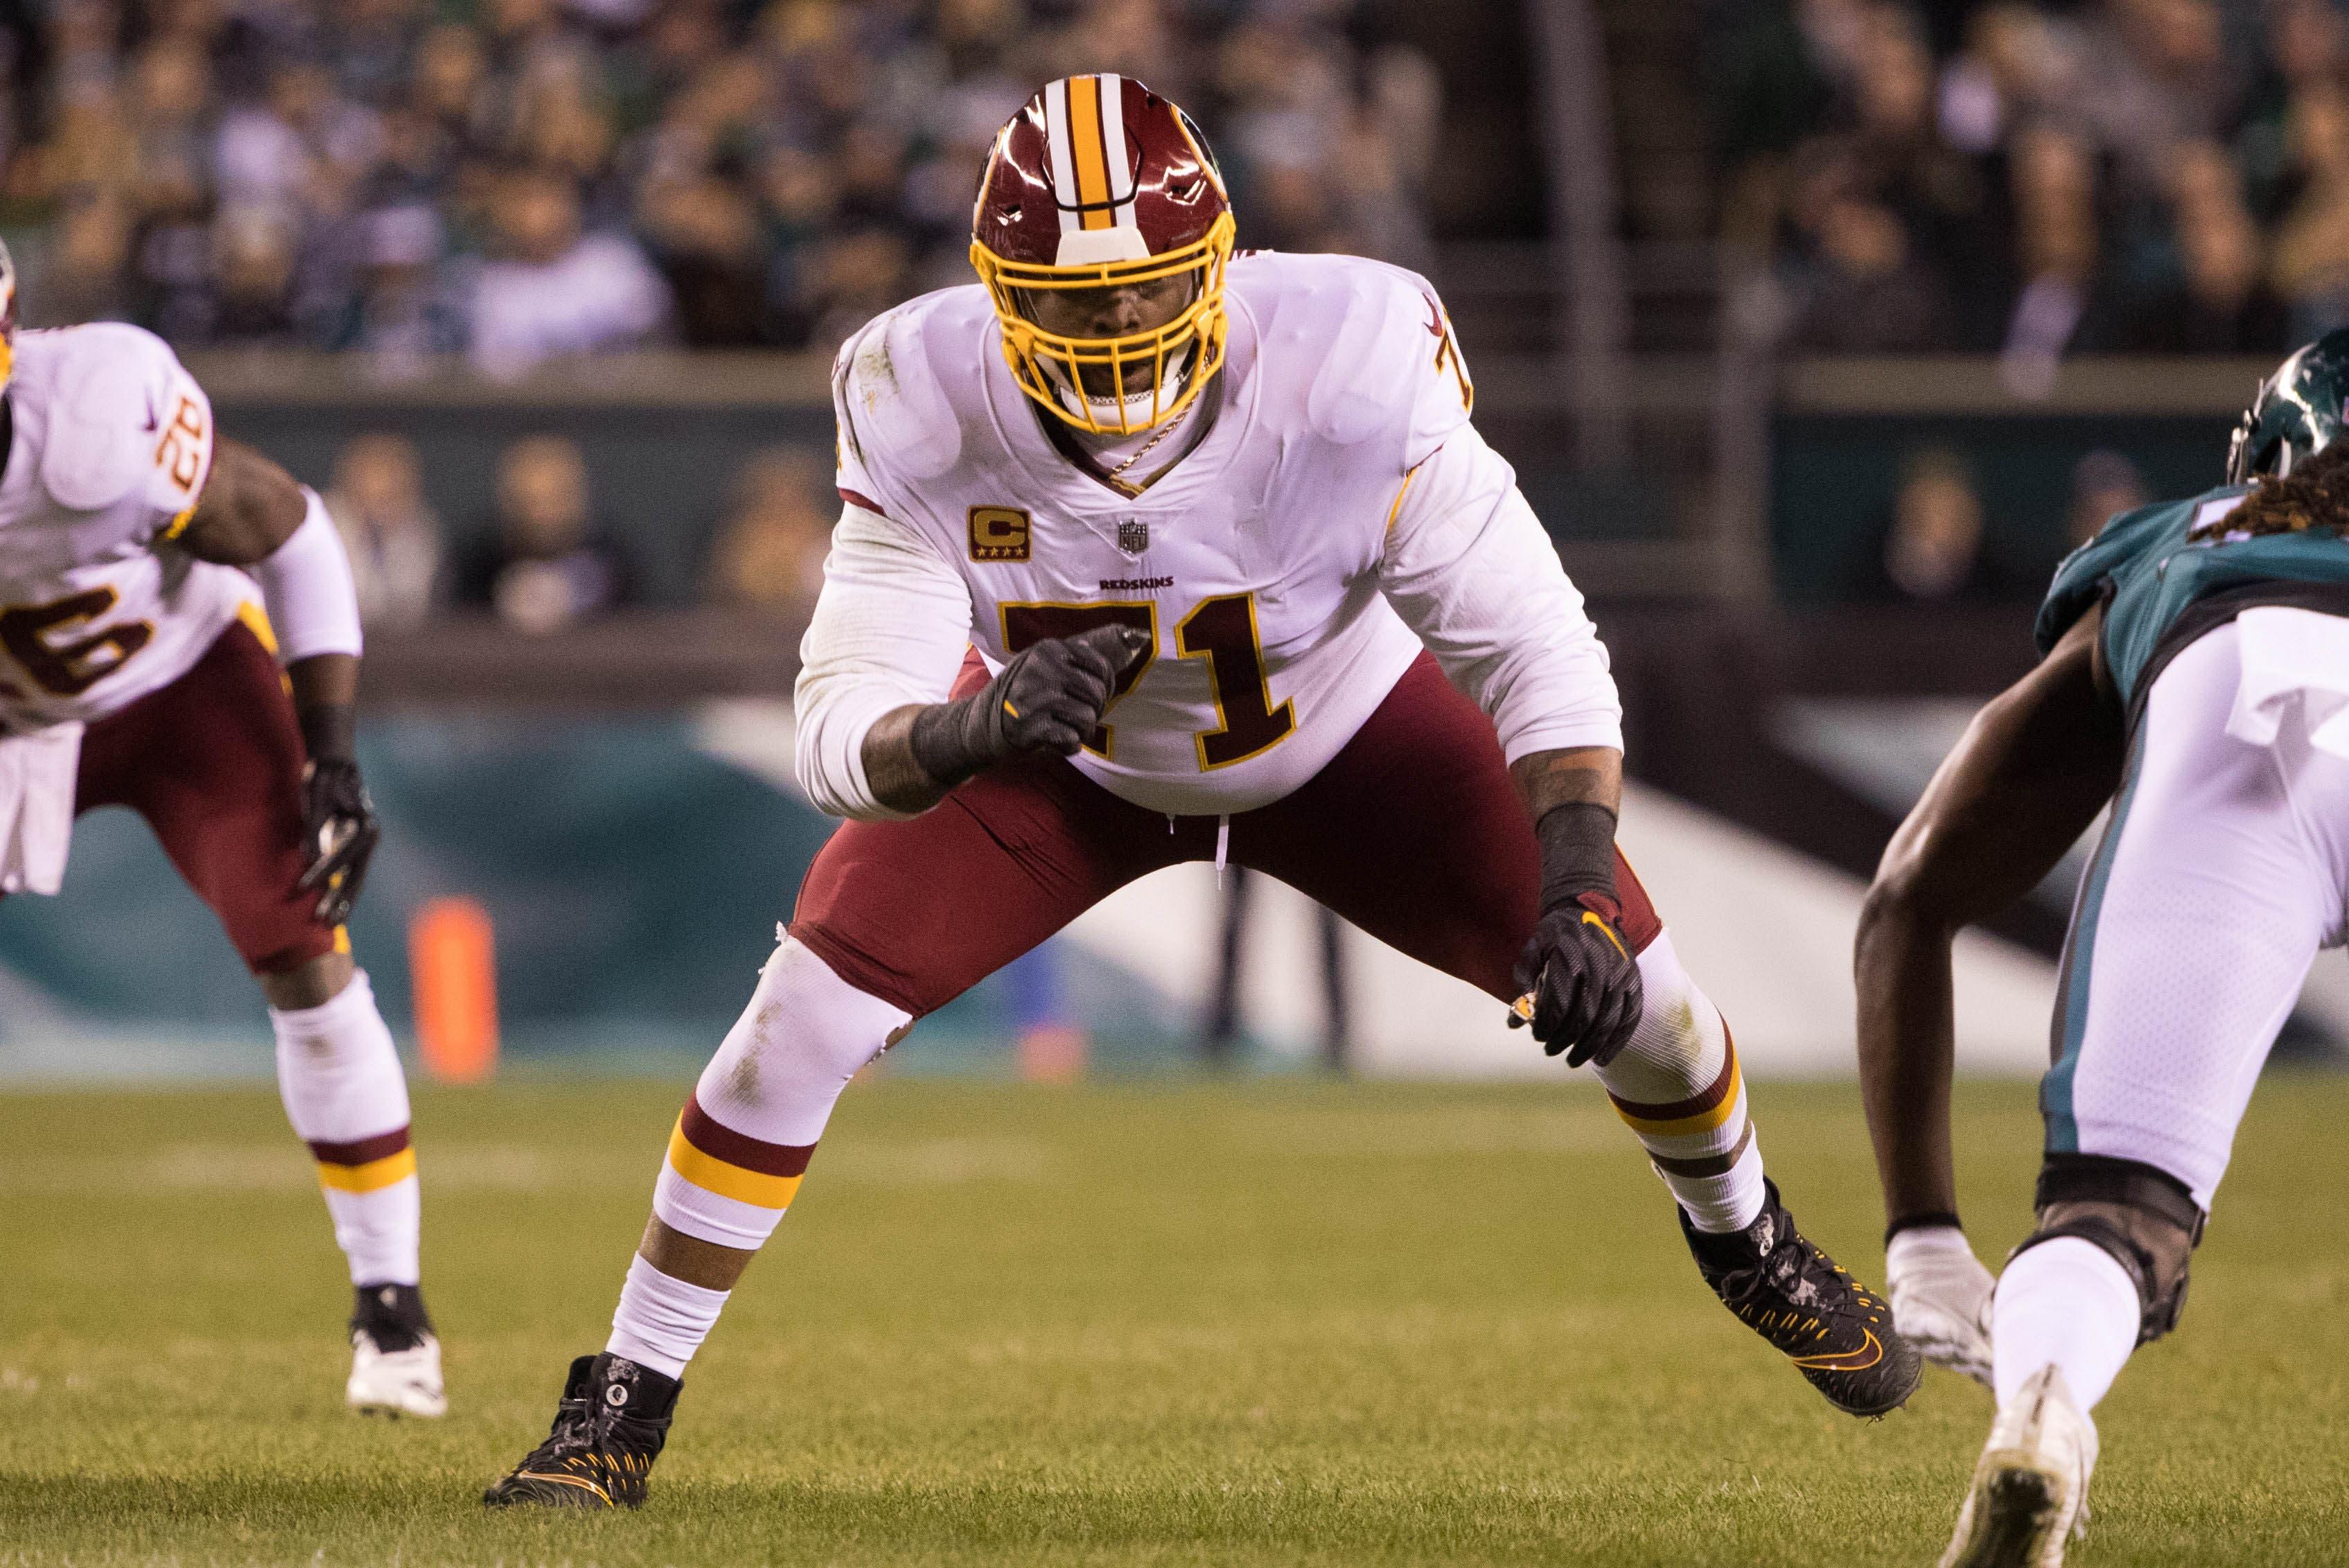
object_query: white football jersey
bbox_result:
[834,251,1483,816]
[0,324,252,730]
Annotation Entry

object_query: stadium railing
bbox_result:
[200,338,2270,620]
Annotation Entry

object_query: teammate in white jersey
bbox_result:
[486,75,1917,1508]
[0,244,442,1418]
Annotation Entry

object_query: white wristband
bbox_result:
[254,486,364,662]
[1885,1224,1975,1271]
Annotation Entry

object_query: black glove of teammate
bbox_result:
[1507,801,1644,1067]
[297,704,381,927]
[908,623,1150,789]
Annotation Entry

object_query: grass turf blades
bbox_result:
[0,1076,2343,1565]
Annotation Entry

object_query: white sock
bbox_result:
[651,938,908,1250]
[271,970,421,1287]
[1676,1136,1767,1233]
[1993,1235,2140,1412]
[1594,933,1768,1233]
[608,1253,730,1379]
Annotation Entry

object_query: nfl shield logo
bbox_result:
[1117,518,1149,555]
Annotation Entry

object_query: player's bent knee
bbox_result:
[698,937,914,1134]
[2012,1153,2205,1344]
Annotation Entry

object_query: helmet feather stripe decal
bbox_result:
[1068,73,1114,229]
[1097,74,1135,229]
[1045,78,1080,231]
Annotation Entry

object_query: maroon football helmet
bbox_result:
[970,75,1236,434]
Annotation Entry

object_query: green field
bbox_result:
[1,1072,2344,1566]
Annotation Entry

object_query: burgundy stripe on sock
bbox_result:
[680,1093,816,1178]
[307,1126,411,1166]
[1648,1120,1755,1179]
[1605,1031,1740,1122]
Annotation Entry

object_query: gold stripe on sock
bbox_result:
[1612,1073,1743,1138]
[666,1118,804,1209]
[318,1146,417,1193]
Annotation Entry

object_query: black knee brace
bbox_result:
[2009,1153,2206,1346]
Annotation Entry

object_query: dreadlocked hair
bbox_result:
[2203,441,2349,540]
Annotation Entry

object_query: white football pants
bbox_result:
[2046,613,2349,1208]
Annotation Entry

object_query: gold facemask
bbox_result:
[971,211,1236,436]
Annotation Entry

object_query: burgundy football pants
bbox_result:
[72,619,339,974]
[791,651,1659,1018]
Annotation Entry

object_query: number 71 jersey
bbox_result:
[0,324,252,730]
[834,251,1477,817]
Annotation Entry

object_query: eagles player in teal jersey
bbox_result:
[1854,328,2349,1568]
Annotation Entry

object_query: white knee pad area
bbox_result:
[689,937,915,1151]
[1595,933,1725,1106]
[269,970,410,1144]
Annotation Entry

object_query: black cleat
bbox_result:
[482,1353,679,1509]
[352,1282,434,1353]
[1682,1179,1923,1417]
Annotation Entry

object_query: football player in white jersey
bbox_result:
[0,243,442,1417]
[486,76,1917,1507]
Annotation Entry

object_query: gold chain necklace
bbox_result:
[1101,400,1193,496]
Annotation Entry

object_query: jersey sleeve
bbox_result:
[831,333,892,520]
[829,303,963,525]
[1401,283,1477,470]
[1376,421,1622,759]
[791,500,975,820]
[1304,260,1477,472]
[41,324,213,537]
[2033,496,2200,656]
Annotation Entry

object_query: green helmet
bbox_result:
[2228,327,2349,484]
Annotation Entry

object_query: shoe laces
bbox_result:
[511,1391,597,1473]
[520,1389,668,1480]
[1715,1223,1879,1352]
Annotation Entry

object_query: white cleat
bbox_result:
[347,1328,448,1419]
[1939,1365,2099,1568]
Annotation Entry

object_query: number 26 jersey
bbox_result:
[0,324,251,730]
[829,251,1486,818]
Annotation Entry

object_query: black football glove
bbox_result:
[909,624,1150,788]
[296,704,380,927]
[1506,801,1644,1067]
[1509,891,1644,1066]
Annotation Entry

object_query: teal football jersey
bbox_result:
[2036,484,2349,712]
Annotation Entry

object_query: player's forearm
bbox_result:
[1855,612,2124,1231]
[853,626,1146,816]
[1509,746,1626,917]
[859,705,953,816]
[1508,746,1622,822]
[1855,896,1964,1226]
[287,652,360,766]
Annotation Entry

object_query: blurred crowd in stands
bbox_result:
[1712,0,2349,365]
[323,427,836,629]
[0,0,1438,373]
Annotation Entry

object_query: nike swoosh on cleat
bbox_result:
[513,1470,613,1505]
[1791,1329,1885,1373]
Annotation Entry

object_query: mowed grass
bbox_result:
[1,1073,2345,1566]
